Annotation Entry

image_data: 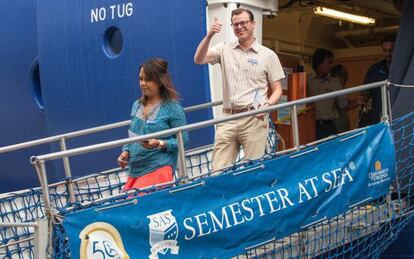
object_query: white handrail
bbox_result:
[0,100,223,154]
[30,80,387,162]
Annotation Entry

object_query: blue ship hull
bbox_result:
[0,0,213,192]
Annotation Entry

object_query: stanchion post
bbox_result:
[381,81,395,219]
[33,160,53,216]
[59,137,76,203]
[176,131,187,181]
[381,80,390,122]
[34,219,48,259]
[32,159,54,258]
[291,105,300,149]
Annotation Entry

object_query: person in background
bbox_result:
[117,58,188,192]
[359,34,396,127]
[194,8,285,171]
[307,49,348,140]
[331,64,350,133]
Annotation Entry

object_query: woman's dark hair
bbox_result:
[139,58,179,103]
[312,48,334,71]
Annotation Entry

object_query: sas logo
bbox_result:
[147,209,179,259]
[79,222,129,259]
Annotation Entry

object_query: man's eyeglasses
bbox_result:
[231,20,251,28]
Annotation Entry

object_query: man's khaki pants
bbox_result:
[211,114,269,171]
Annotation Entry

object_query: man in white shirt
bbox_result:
[194,8,285,171]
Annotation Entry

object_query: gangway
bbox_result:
[1,80,413,258]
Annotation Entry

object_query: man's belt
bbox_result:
[222,106,255,115]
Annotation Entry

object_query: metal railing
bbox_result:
[1,80,390,257]
[29,80,389,217]
[0,219,48,259]
[0,100,223,203]
[0,100,222,256]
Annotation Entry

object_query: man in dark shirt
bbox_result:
[308,49,348,140]
[359,35,395,127]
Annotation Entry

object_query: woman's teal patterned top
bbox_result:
[122,100,189,178]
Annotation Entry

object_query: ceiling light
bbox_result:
[314,6,376,25]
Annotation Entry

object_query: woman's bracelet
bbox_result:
[158,140,166,149]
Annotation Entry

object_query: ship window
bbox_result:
[104,26,123,58]
[31,60,44,110]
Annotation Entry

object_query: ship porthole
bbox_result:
[31,60,44,110]
[103,26,123,58]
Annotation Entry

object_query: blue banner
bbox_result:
[64,123,396,258]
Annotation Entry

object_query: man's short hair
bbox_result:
[231,8,254,21]
[312,48,334,71]
[381,34,396,45]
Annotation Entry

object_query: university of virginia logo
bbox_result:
[375,161,382,171]
[147,209,179,258]
[368,160,390,187]
[79,222,129,259]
